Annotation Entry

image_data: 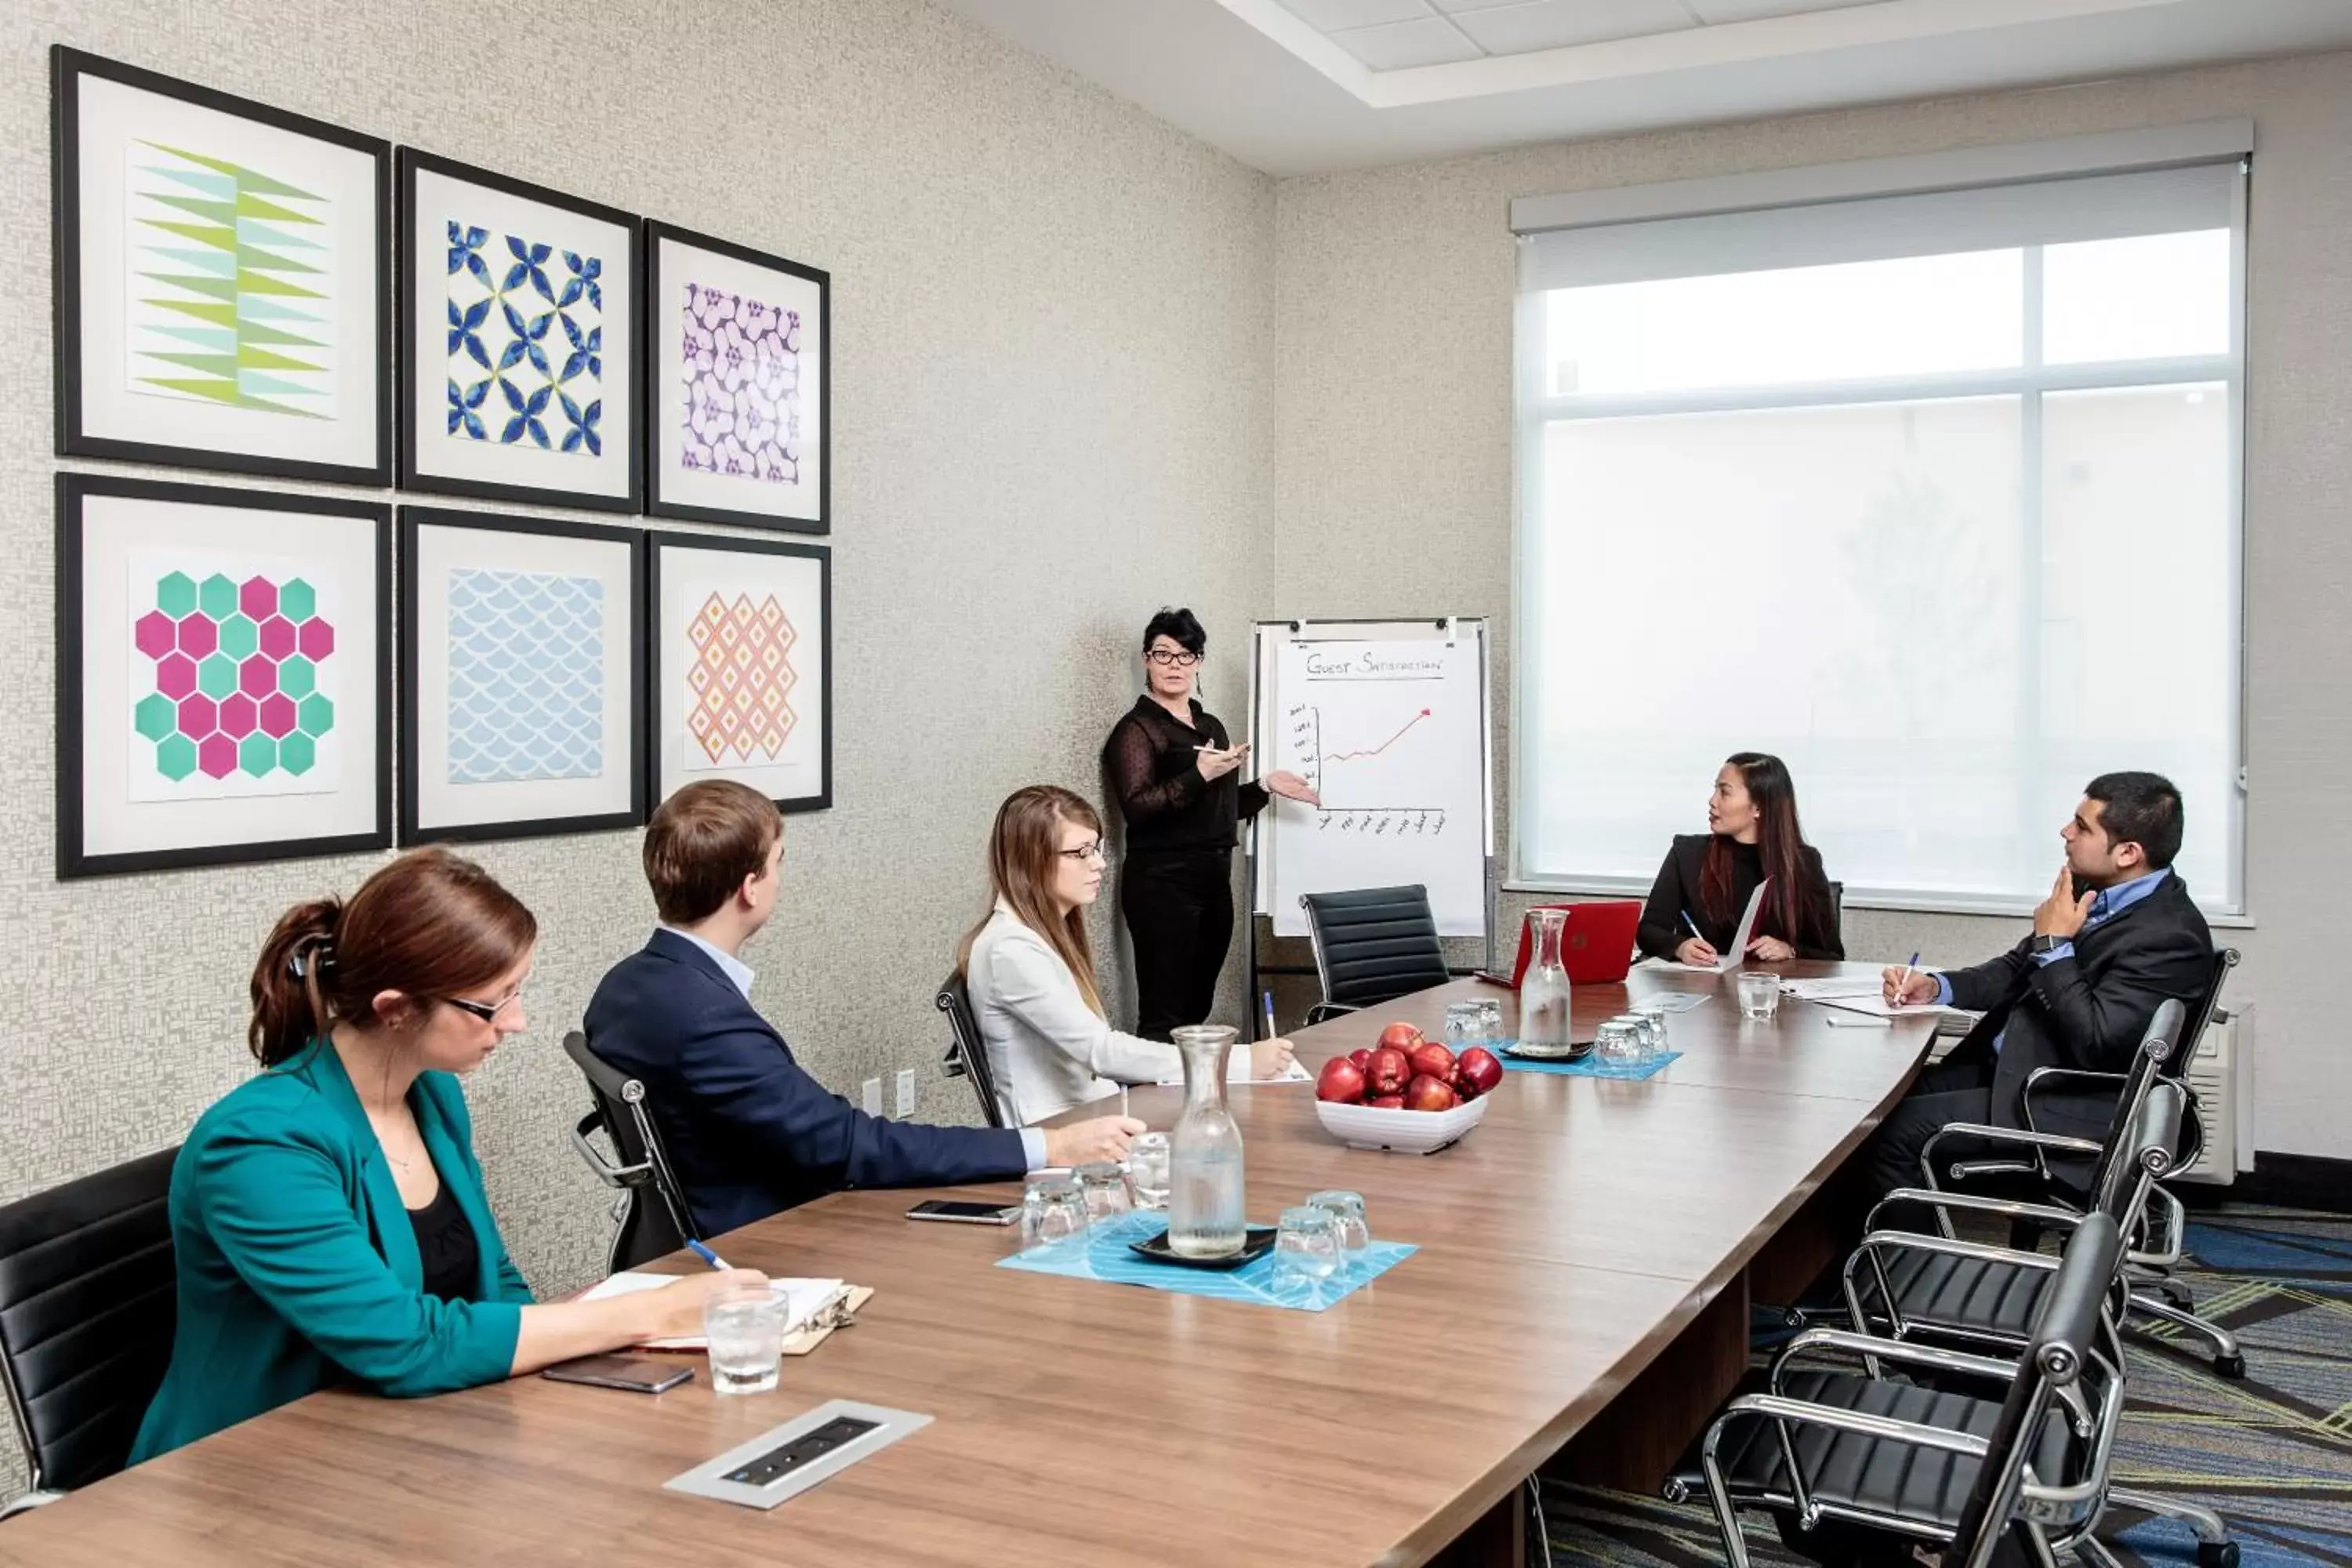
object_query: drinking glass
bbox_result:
[1443,1001,1489,1052]
[1076,1162,1133,1222]
[1127,1132,1172,1210]
[704,1284,788,1396]
[1737,971,1782,1022]
[1305,1189,1372,1259]
[1630,1000,1671,1055]
[1274,1205,1343,1285]
[1022,1174,1088,1245]
[1475,997,1505,1045]
[1594,1018,1644,1066]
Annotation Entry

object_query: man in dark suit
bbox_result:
[1865,771,2212,1199]
[586,781,1142,1238]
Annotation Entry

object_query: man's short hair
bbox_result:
[2085,771,2184,870]
[644,780,781,924]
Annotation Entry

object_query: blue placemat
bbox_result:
[1486,1043,1682,1080]
[996,1210,1416,1312]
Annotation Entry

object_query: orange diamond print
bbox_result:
[687,590,799,764]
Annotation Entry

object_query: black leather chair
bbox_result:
[935,971,1010,1130]
[1690,1212,2129,1568]
[1299,884,1450,1024]
[0,1147,178,1515]
[561,1031,693,1272]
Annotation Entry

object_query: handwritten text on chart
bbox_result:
[1303,652,1446,680]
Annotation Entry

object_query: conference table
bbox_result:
[0,964,1941,1567]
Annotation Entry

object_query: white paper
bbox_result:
[579,1272,845,1349]
[1155,1057,1312,1087]
[1805,993,1955,1020]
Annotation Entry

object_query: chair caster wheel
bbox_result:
[2197,1540,2240,1568]
[2213,1352,2246,1379]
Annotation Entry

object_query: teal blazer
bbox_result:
[131,1043,532,1465]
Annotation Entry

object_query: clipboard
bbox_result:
[782,1284,873,1356]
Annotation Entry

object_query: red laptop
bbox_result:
[1480,901,1642,988]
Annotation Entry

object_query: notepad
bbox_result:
[1668,881,1769,972]
[580,1272,848,1349]
[1153,1056,1312,1087]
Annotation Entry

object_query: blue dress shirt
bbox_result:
[1932,867,2172,1052]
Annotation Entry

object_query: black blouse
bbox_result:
[1635,834,1845,962]
[1102,696,1269,854]
[407,1172,480,1303]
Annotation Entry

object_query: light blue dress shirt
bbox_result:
[1930,868,2171,1053]
[656,927,1051,1169]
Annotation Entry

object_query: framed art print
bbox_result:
[645,221,828,534]
[58,473,391,878]
[648,532,830,813]
[397,148,641,511]
[399,506,644,845]
[53,47,391,485]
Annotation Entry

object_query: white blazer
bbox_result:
[964,902,1180,1126]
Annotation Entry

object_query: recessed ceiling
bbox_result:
[929,0,2352,176]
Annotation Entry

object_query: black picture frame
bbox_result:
[645,530,833,815]
[57,472,394,879]
[644,220,830,535]
[396,147,644,512]
[53,46,393,486]
[397,505,648,846]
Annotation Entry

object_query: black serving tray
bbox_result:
[1127,1225,1278,1270]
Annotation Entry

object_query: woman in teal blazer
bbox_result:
[133,850,764,1465]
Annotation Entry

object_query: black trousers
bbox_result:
[1119,848,1234,1042]
[1862,1037,1998,1219]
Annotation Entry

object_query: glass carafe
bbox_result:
[1519,909,1573,1054]
[1167,1025,1247,1258]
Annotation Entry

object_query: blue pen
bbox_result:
[684,1238,731,1272]
[1680,910,1705,942]
[1261,989,1277,1039]
[1891,952,1921,1006]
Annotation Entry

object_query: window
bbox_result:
[1513,148,2245,914]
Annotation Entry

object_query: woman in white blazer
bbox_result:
[959,786,1294,1125]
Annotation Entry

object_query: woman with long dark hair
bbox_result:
[1101,608,1319,1038]
[1635,753,1844,965]
[132,848,765,1465]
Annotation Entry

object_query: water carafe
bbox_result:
[1519,909,1573,1054]
[1167,1025,1247,1258]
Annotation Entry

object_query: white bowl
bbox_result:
[1312,1094,1490,1155]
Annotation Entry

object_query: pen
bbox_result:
[1827,1014,1893,1029]
[1120,1085,1130,1120]
[684,1238,731,1272]
[1890,951,1920,1007]
[1680,910,1704,941]
[1262,989,1277,1040]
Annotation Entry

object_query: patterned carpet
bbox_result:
[1539,1206,2352,1568]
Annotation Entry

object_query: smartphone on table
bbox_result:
[905,1200,1020,1225]
[541,1354,695,1392]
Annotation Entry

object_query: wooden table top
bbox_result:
[0,964,1937,1568]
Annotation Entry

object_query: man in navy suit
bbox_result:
[587,781,1142,1237]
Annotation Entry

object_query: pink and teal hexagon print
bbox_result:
[130,568,334,789]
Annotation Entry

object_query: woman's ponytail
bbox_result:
[249,897,341,1065]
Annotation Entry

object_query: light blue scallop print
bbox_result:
[445,568,604,785]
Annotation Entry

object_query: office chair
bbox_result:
[935,971,1011,1129]
[561,1031,694,1272]
[1298,884,1450,1024]
[0,1147,178,1518]
[1686,1212,2129,1568]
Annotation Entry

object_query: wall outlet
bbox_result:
[861,1076,883,1116]
[895,1069,917,1118]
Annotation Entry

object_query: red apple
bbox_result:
[1403,1073,1458,1112]
[1316,1056,1367,1104]
[1406,1040,1456,1084]
[1365,1046,1412,1097]
[1377,1022,1423,1053]
[1455,1047,1503,1097]
[1348,1048,1373,1073]
[1369,1095,1406,1109]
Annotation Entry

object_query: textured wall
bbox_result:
[0,0,1272,1490]
[1265,53,2352,1160]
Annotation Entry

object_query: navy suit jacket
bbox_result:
[584,930,1029,1237]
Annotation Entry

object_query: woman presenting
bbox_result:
[1102,608,1319,1040]
[1636,751,1845,966]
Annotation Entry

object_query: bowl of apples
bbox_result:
[1312,1022,1504,1155]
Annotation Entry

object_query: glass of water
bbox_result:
[1737,971,1782,1022]
[1443,1001,1489,1052]
[1476,997,1505,1045]
[704,1283,788,1396]
[1305,1189,1371,1259]
[1274,1205,1343,1286]
[1631,1000,1670,1055]
[1595,1018,1645,1066]
[1022,1174,1089,1245]
[1076,1162,1133,1223]
[1127,1132,1171,1210]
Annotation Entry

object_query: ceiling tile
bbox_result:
[1426,0,1548,11]
[1324,15,1487,67]
[1446,0,1697,54]
[1683,0,1885,22]
[1276,0,1438,31]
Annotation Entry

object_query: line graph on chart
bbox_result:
[1287,702,1447,835]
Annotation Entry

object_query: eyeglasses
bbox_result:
[1058,841,1109,864]
[444,985,525,1025]
[1145,648,1201,667]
